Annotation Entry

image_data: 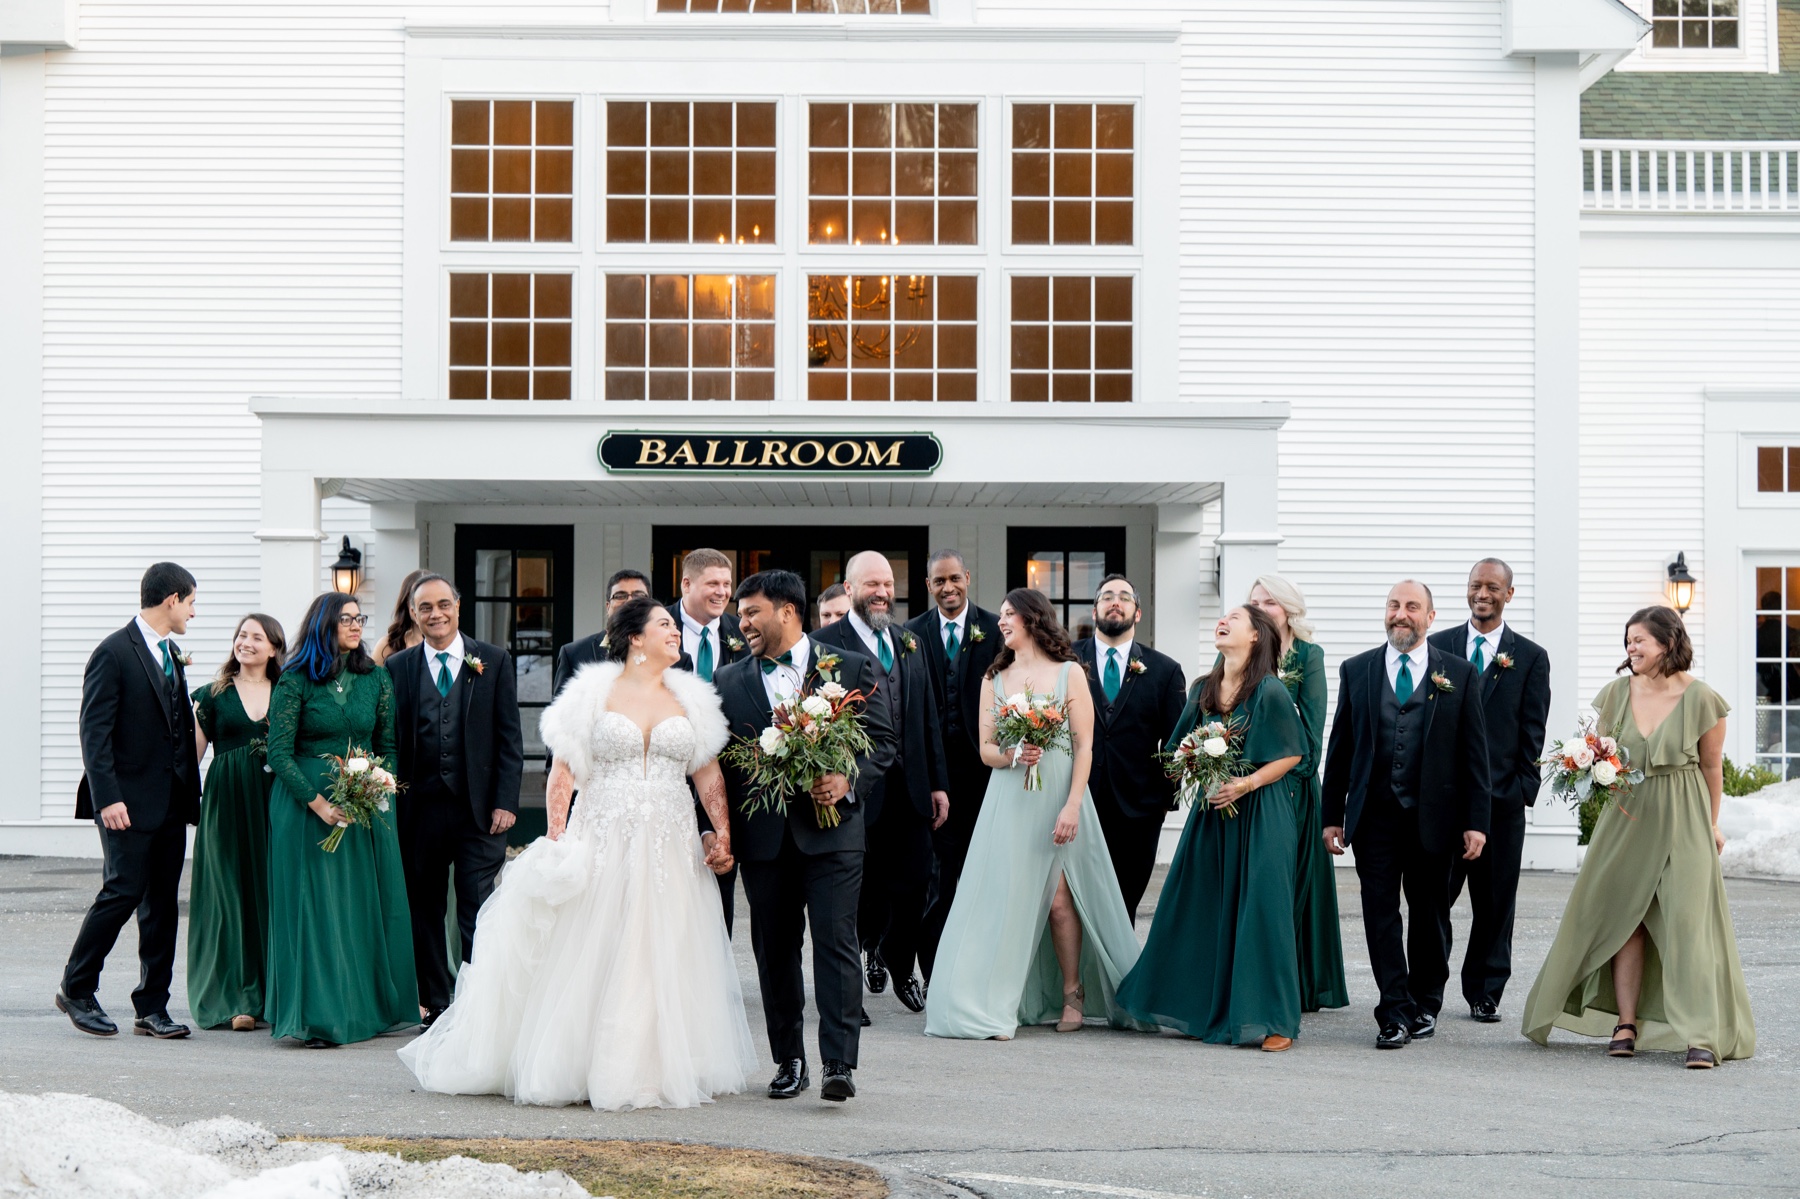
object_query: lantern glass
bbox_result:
[1668,577,1693,612]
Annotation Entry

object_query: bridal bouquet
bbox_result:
[1158,715,1252,816]
[722,680,873,829]
[993,689,1072,792]
[1539,711,1641,841]
[316,746,400,852]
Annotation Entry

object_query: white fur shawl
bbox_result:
[537,662,729,787]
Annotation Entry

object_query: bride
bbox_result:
[398,597,758,1110]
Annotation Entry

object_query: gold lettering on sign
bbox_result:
[701,440,728,466]
[826,440,861,467]
[730,440,755,466]
[759,440,789,467]
[862,440,903,468]
[791,440,826,467]
[667,440,700,466]
[635,438,669,466]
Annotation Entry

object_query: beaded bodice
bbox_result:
[565,713,703,870]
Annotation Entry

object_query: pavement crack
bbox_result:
[1663,1125,1800,1150]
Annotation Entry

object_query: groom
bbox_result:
[716,570,894,1102]
[1322,579,1491,1050]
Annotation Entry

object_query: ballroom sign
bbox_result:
[598,431,943,476]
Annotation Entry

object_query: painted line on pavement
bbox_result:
[949,1171,1209,1199]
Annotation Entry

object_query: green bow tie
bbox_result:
[760,650,795,675]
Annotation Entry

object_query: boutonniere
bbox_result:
[464,653,485,676]
[968,626,987,643]
[900,631,919,654]
[1430,671,1454,693]
[1495,653,1515,670]
[726,635,746,653]
[814,652,843,682]
[176,649,194,667]
[1127,657,1146,676]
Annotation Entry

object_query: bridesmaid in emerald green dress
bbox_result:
[1117,605,1307,1050]
[264,591,417,1048]
[187,613,285,1031]
[1522,607,1755,1068]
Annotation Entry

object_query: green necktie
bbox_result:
[1396,654,1415,704]
[435,651,453,697]
[760,650,794,676]
[877,633,894,673]
[158,639,174,679]
[1472,634,1487,674]
[945,621,960,662]
[1103,647,1122,703]
[697,627,714,683]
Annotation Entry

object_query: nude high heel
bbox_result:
[1056,984,1086,1032]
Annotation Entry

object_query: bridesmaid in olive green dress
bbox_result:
[1522,606,1755,1068]
[1117,605,1307,1050]
[187,614,285,1031]
[264,591,417,1048]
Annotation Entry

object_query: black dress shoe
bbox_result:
[865,951,888,995]
[421,1007,448,1029]
[55,991,117,1037]
[133,1012,191,1039]
[1376,1022,1411,1049]
[1408,1012,1437,1040]
[860,1010,872,1027]
[1469,1000,1502,1024]
[768,1058,809,1099]
[893,975,926,1013]
[820,1059,856,1102]
[302,1037,337,1049]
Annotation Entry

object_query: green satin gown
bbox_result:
[1522,678,1754,1060]
[1117,674,1308,1043]
[264,664,418,1044]
[186,681,274,1028]
[1282,641,1350,1011]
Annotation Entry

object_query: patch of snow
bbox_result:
[0,1093,592,1199]
[1719,779,1800,879]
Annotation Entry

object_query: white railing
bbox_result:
[1582,140,1800,213]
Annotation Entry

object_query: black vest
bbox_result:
[415,655,467,800]
[873,631,906,773]
[942,624,970,740]
[1373,666,1428,810]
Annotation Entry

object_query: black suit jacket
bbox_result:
[904,605,1003,758]
[387,636,526,825]
[812,618,949,823]
[74,622,201,832]
[552,632,607,704]
[716,641,896,861]
[1322,644,1493,855]
[1072,637,1188,818]
[1428,624,1551,810]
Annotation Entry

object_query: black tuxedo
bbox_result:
[387,636,525,1010]
[1323,644,1491,1028]
[1072,637,1187,923]
[716,641,894,1068]
[551,631,607,707]
[1429,623,1551,1008]
[905,604,1002,979]
[64,621,201,1017]
[812,617,948,986]
[668,604,752,933]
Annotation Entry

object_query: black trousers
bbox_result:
[858,779,934,983]
[1448,799,1526,1007]
[1094,801,1167,925]
[1351,797,1453,1028]
[919,750,989,981]
[715,865,739,939]
[401,790,508,1011]
[63,817,187,1017]
[741,832,864,1068]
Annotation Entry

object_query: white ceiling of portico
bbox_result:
[333,478,1222,508]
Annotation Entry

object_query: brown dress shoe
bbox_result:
[1261,1035,1293,1053]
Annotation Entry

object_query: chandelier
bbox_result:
[807,274,931,367]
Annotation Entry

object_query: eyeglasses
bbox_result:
[337,614,369,627]
[609,590,647,604]
[1096,590,1137,605]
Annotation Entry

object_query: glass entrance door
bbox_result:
[454,524,575,760]
[651,525,929,627]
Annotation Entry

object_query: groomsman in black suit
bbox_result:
[1428,558,1551,1024]
[716,570,895,1102]
[813,551,948,1017]
[387,573,525,1025]
[668,548,750,683]
[1071,574,1187,923]
[551,568,651,702]
[59,562,202,1039]
[1323,580,1492,1049]
[905,548,1003,981]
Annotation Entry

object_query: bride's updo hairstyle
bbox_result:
[606,595,667,664]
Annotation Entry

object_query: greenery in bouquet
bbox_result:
[992,688,1073,792]
[722,680,872,829]
[317,745,400,852]
[1158,714,1253,816]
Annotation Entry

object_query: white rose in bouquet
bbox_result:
[1591,760,1619,787]
[1202,736,1230,758]
[345,757,370,774]
[801,695,833,719]
[1006,693,1029,712]
[1599,736,1619,758]
[820,681,848,702]
[758,726,785,754]
[1571,743,1595,769]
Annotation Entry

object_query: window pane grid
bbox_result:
[1009,275,1132,402]
[606,101,777,245]
[450,99,575,243]
[605,273,776,400]
[447,272,573,400]
[1651,0,1739,49]
[657,1,933,12]
[1756,446,1800,493]
[1011,102,1133,246]
[806,273,977,401]
[1754,566,1800,780]
[808,102,977,246]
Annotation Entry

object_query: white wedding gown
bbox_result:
[398,665,757,1110]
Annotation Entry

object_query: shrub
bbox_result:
[1723,756,1782,798]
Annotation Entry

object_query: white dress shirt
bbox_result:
[1384,641,1430,696]
[1095,635,1134,684]
[135,615,174,667]
[424,633,467,688]
[937,605,969,653]
[1465,621,1505,671]
[761,634,811,708]
[679,604,723,664]
[846,608,895,671]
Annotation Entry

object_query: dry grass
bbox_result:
[320,1136,888,1199]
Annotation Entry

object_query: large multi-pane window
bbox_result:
[1651,0,1739,49]
[1009,275,1132,402]
[1010,103,1133,246]
[606,101,777,244]
[448,273,573,400]
[806,274,977,400]
[450,100,575,243]
[604,274,776,400]
[1756,567,1800,780]
[808,102,978,245]
[657,1,932,11]
[1008,528,1127,637]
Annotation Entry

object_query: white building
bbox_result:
[0,0,1792,860]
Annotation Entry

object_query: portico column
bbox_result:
[257,470,323,633]
[1216,463,1283,617]
[1154,504,1208,681]
[368,501,421,607]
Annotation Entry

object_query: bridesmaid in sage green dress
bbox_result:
[925,588,1150,1041]
[1522,606,1754,1067]
[186,613,285,1031]
[1117,605,1307,1050]
[264,591,417,1048]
